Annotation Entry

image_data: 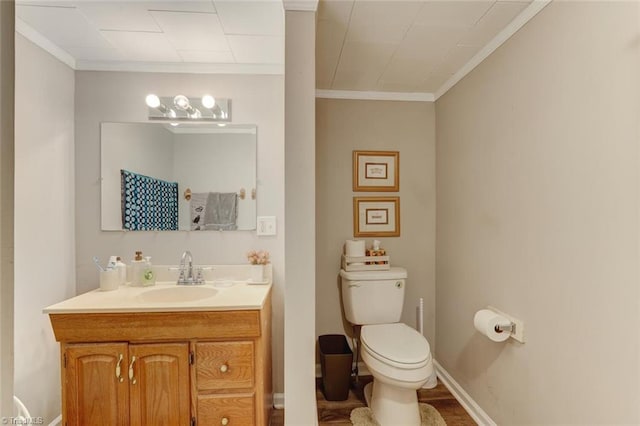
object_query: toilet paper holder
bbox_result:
[488,306,525,343]
[494,322,514,334]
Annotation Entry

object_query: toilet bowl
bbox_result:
[360,323,433,426]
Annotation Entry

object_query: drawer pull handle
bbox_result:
[220,364,229,373]
[115,354,124,383]
[129,356,137,384]
[221,417,229,426]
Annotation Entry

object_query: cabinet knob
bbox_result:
[221,417,229,426]
[220,363,229,373]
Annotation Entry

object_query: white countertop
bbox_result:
[43,280,272,314]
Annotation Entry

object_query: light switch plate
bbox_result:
[256,216,276,236]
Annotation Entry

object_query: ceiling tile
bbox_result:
[64,46,125,62]
[100,30,183,62]
[376,81,422,92]
[418,73,447,93]
[380,54,432,88]
[437,44,479,74]
[346,1,424,44]
[77,3,161,32]
[332,41,396,90]
[226,35,284,64]
[399,25,466,65]
[177,50,235,63]
[150,11,229,51]
[458,1,530,46]
[214,0,283,36]
[316,18,348,89]
[317,0,354,26]
[141,1,216,13]
[16,4,112,48]
[414,1,495,28]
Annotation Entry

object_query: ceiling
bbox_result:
[316,0,532,94]
[16,0,542,97]
[15,0,285,72]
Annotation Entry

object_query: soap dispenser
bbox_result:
[142,256,156,287]
[131,251,145,287]
[115,256,127,285]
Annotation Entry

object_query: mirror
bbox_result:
[101,122,257,231]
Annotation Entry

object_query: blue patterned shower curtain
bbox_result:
[121,169,178,230]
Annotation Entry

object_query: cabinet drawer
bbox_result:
[196,341,254,390]
[198,394,255,426]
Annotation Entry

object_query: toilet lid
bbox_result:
[361,323,430,366]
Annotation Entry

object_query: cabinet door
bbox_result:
[64,343,129,426]
[129,342,191,426]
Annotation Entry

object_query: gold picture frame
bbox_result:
[353,150,399,192]
[353,196,400,237]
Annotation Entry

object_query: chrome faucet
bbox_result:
[177,250,204,285]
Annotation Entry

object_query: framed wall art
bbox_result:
[352,150,399,192]
[353,196,400,237]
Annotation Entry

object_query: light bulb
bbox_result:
[201,95,215,109]
[167,109,177,119]
[173,95,190,111]
[145,94,160,108]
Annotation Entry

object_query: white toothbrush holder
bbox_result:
[99,269,120,291]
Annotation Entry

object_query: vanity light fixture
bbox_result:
[146,94,231,123]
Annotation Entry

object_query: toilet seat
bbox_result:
[361,323,430,370]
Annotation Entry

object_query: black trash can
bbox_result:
[319,334,353,401]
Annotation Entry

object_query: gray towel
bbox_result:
[203,192,238,231]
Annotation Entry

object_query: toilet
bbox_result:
[340,267,434,426]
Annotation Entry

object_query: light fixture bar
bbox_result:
[146,95,231,122]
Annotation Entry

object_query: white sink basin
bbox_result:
[136,286,218,303]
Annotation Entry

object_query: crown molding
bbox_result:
[282,0,318,12]
[316,89,434,102]
[75,60,284,75]
[435,0,551,100]
[15,18,76,69]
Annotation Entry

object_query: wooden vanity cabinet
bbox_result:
[63,342,190,426]
[51,293,272,426]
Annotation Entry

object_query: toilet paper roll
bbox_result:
[345,239,366,265]
[474,309,511,342]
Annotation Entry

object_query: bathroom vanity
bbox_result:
[44,277,272,426]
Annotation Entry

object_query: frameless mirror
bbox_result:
[101,122,257,231]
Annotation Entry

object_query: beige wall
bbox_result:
[74,71,286,394]
[15,35,76,423]
[435,2,640,424]
[316,99,436,348]
[284,9,318,424]
[0,0,14,416]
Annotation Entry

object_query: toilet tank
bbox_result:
[339,267,408,325]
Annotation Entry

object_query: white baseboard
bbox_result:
[48,415,62,426]
[273,393,285,409]
[433,359,496,426]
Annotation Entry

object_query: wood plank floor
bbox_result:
[270,375,476,425]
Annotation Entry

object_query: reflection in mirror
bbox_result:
[101,122,257,231]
